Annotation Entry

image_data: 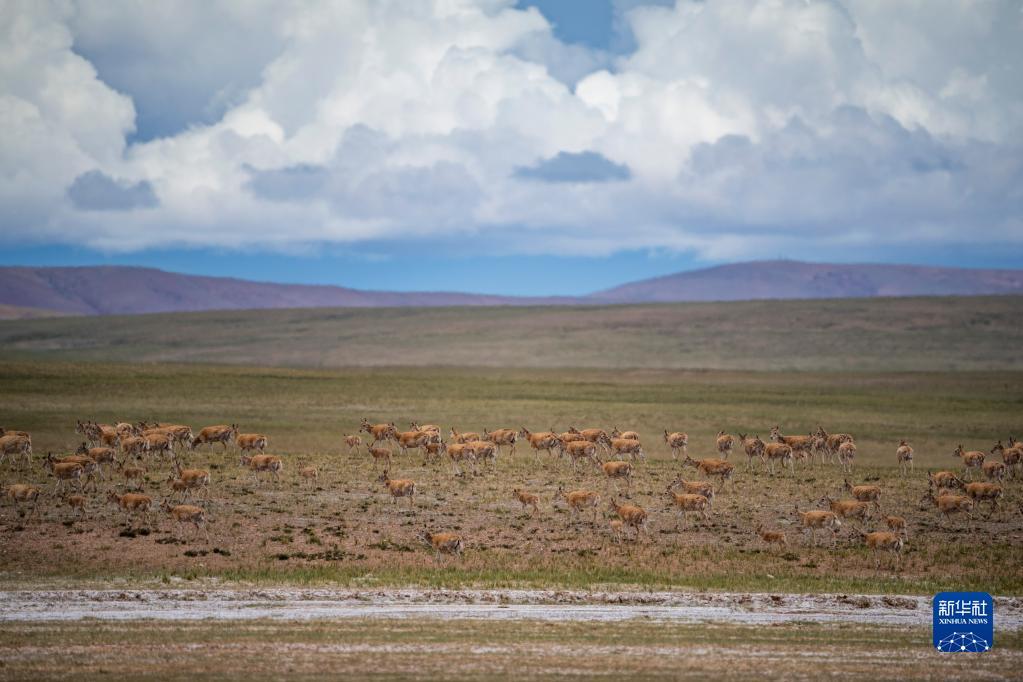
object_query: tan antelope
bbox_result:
[599,460,634,494]
[859,530,904,570]
[665,491,710,530]
[716,431,734,460]
[0,434,32,468]
[467,440,497,470]
[171,460,211,500]
[378,470,416,508]
[44,455,84,496]
[609,437,645,462]
[117,460,147,491]
[843,479,882,512]
[556,486,600,524]
[738,434,765,472]
[920,488,975,526]
[965,482,1003,516]
[663,430,689,460]
[119,436,147,460]
[610,427,640,441]
[483,428,518,456]
[837,441,856,473]
[884,515,908,537]
[762,442,794,476]
[568,427,612,454]
[395,429,432,457]
[420,529,463,557]
[409,422,441,442]
[5,484,42,519]
[561,439,600,473]
[820,494,872,523]
[991,440,1022,479]
[928,470,965,491]
[0,427,31,440]
[143,432,174,460]
[519,428,560,459]
[51,454,100,492]
[361,420,397,446]
[145,424,193,449]
[191,424,238,452]
[816,427,853,463]
[770,426,812,462]
[609,518,626,544]
[446,442,477,476]
[795,503,842,547]
[667,475,715,507]
[981,460,1006,482]
[160,500,210,543]
[512,488,540,516]
[107,491,154,525]
[299,465,318,484]
[237,433,268,455]
[896,440,914,476]
[609,497,648,540]
[75,443,116,479]
[682,455,734,485]
[367,445,393,470]
[755,524,787,548]
[241,454,283,486]
[421,440,447,464]
[953,445,985,480]
[65,494,88,519]
[449,427,480,444]
[344,433,363,454]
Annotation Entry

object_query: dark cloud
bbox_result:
[515,151,631,183]
[67,171,158,211]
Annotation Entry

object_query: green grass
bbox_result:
[0,295,1021,370]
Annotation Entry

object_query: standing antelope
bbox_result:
[762,443,794,476]
[44,455,84,496]
[896,440,914,476]
[367,445,392,470]
[446,442,477,477]
[665,491,710,530]
[468,440,497,470]
[965,482,1003,516]
[770,426,813,462]
[556,486,600,524]
[395,429,432,457]
[160,500,210,543]
[663,431,688,460]
[599,460,634,494]
[837,441,856,473]
[344,433,363,454]
[0,434,32,468]
[715,431,734,460]
[378,471,416,508]
[561,440,600,473]
[682,455,734,485]
[608,497,648,540]
[738,434,764,472]
[65,494,88,519]
[991,440,1022,479]
[795,503,842,547]
[953,445,985,480]
[299,466,318,484]
[568,427,612,454]
[843,479,882,513]
[512,488,540,516]
[884,515,908,537]
[609,438,645,462]
[191,424,238,452]
[361,420,397,446]
[421,440,447,464]
[171,460,211,501]
[237,433,268,454]
[143,432,174,460]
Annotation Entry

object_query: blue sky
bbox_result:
[1,1,1020,295]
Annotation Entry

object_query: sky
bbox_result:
[1,0,1021,295]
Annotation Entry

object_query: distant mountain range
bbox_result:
[0,261,1020,318]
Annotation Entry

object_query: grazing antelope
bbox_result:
[467,440,497,470]
[107,491,154,525]
[762,443,793,476]
[755,524,787,548]
[556,486,600,524]
[449,427,480,444]
[191,424,238,452]
[610,427,640,441]
[44,455,84,496]
[609,518,625,544]
[367,445,392,470]
[117,460,147,491]
[837,441,856,473]
[361,420,397,446]
[512,488,540,516]
[609,437,645,462]
[843,479,882,512]
[953,445,985,480]
[991,440,1022,479]
[896,440,914,476]
[0,434,32,468]
[665,491,710,530]
[920,488,975,526]
[667,475,715,507]
[885,515,908,537]
[160,500,210,543]
[5,484,42,519]
[344,433,363,454]
[483,428,518,456]
[65,494,88,518]
[795,503,842,547]
[237,433,268,455]
[859,530,904,570]
[446,442,477,477]
[716,431,734,460]
[420,529,463,557]
[738,434,764,472]
[965,482,1003,516]
[682,455,734,485]
[561,439,600,473]
[240,454,283,486]
[663,430,689,460]
[299,465,318,483]
[378,471,416,508]
[600,460,634,494]
[519,428,560,459]
[609,497,648,540]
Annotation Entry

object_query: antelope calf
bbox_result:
[663,430,689,460]
[237,433,268,454]
[5,484,42,519]
[665,491,710,530]
[117,460,147,491]
[843,479,882,512]
[556,486,600,524]
[609,497,648,540]
[667,475,715,507]
[160,500,210,543]
[953,445,985,480]
[896,440,914,476]
[344,433,363,454]
[965,482,1003,516]
[420,529,463,557]
[299,466,318,483]
[600,460,634,494]
[716,431,734,460]
[682,455,734,485]
[861,531,904,570]
[837,441,856,473]
[795,504,842,547]
[512,488,540,516]
[982,460,1006,482]
[609,518,625,544]
[241,454,283,486]
[378,471,416,508]
[66,494,88,518]
[755,524,787,548]
[107,491,154,525]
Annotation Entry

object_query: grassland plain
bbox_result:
[0,360,1021,594]
[0,295,1021,371]
[1,618,1020,680]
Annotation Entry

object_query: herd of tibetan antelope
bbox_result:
[1,419,1021,570]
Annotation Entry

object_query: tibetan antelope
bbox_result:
[468,440,497,470]
[567,427,612,454]
[738,434,764,472]
[991,440,1022,479]
[609,497,648,540]
[299,465,318,484]
[981,460,1006,482]
[600,460,634,494]
[609,438,645,462]
[190,424,238,452]
[843,479,882,512]
[928,470,965,492]
[237,433,268,454]
[367,445,392,470]
[396,429,432,457]
[770,426,812,462]
[896,440,914,476]
[794,503,842,547]
[107,491,154,525]
[663,431,688,460]
[920,487,975,526]
[344,434,363,454]
[75,443,116,479]
[446,442,477,476]
[449,427,480,444]
[965,482,1003,516]
[43,455,84,496]
[0,434,32,468]
[519,428,560,459]
[5,484,42,519]
[556,486,600,524]
[65,494,88,519]
[409,422,441,442]
[885,515,908,537]
[361,420,397,446]
[816,427,853,463]
[241,454,283,486]
[483,428,517,456]
[819,494,871,523]
[421,440,447,464]
[667,475,715,507]
[117,460,147,491]
[170,460,211,500]
[756,524,787,548]
[561,439,600,473]
[512,488,540,516]
[378,471,416,508]
[953,445,984,480]
[682,455,734,485]
[609,519,625,544]
[143,432,174,460]
[420,529,463,557]
[665,491,709,530]
[836,441,856,473]
[610,427,640,441]
[716,431,734,459]
[50,454,100,492]
[859,530,904,570]
[160,500,210,543]
[119,436,147,460]
[762,442,794,476]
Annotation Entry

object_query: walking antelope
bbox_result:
[107,491,154,525]
[755,524,787,547]
[160,500,210,543]
[519,428,560,459]
[953,445,985,480]
[449,427,480,444]
[568,427,612,454]
[237,433,268,454]
[896,440,914,476]
[396,429,433,457]
[191,424,238,452]
[170,460,211,500]
[837,441,856,473]
[409,423,441,442]
[343,434,363,454]
[117,460,147,490]
[240,454,283,486]
[770,426,813,462]
[609,519,625,544]
[794,503,842,547]
[561,439,600,472]
[299,466,318,483]
[467,440,497,470]
[991,440,1022,479]
[120,436,147,460]
[482,428,517,456]
[361,420,397,446]
[421,440,447,464]
[920,487,975,526]
[512,488,540,516]
[610,427,640,441]
[446,442,477,476]
[762,443,794,476]
[682,455,734,485]
[859,530,904,570]
[378,471,416,508]
[819,494,871,522]
[609,438,645,462]
[885,515,908,537]
[599,460,634,494]
[716,431,734,460]
[420,529,463,557]
[816,427,853,463]
[965,482,1003,516]
[738,434,764,472]
[75,443,116,479]
[982,460,1007,482]
[929,470,965,491]
[50,454,100,492]
[143,432,174,460]
[665,491,710,530]
[65,494,88,518]
[367,445,392,470]
[5,484,42,519]
[44,455,84,496]
[556,486,600,524]
[842,479,882,512]
[667,475,715,507]
[663,431,688,460]
[609,497,648,540]
[0,434,32,468]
